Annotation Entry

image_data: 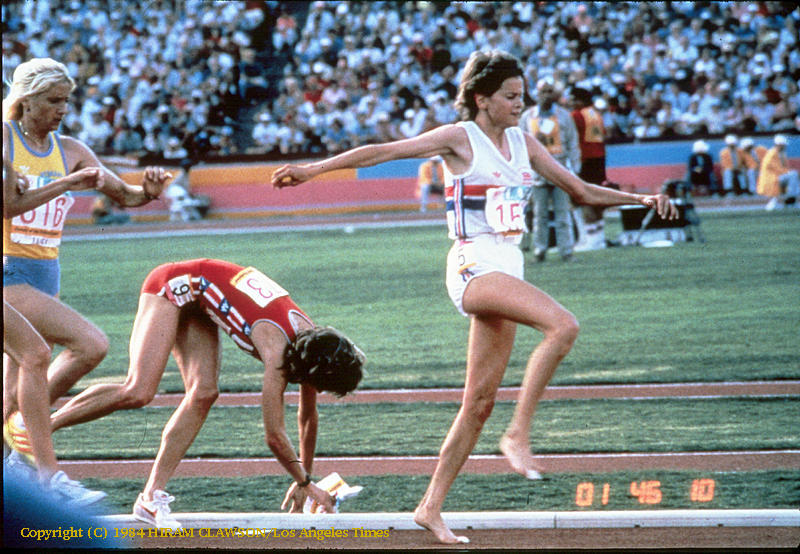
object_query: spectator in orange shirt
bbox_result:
[739,137,766,195]
[417,155,444,212]
[719,134,746,196]
[758,135,799,210]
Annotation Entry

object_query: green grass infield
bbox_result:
[59,211,799,393]
[83,470,800,514]
[54,397,798,459]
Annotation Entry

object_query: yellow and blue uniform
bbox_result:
[3,120,73,295]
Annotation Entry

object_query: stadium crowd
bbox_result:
[2,1,798,162]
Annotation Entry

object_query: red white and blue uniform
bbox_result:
[141,258,312,358]
[444,122,535,240]
[443,122,535,315]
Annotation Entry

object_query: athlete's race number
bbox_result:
[231,267,288,308]
[485,187,528,233]
[11,190,75,247]
[166,274,194,306]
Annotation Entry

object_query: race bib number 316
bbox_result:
[231,267,288,308]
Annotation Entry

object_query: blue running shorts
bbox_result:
[3,256,60,296]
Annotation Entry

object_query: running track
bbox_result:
[58,207,799,549]
[58,211,800,478]
[59,381,800,479]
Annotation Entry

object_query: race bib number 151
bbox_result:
[485,187,528,233]
[231,267,288,308]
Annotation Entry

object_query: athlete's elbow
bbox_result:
[264,431,287,453]
[569,186,590,205]
[3,201,26,219]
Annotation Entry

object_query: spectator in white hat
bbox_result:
[719,134,746,196]
[758,135,799,210]
[739,138,766,195]
[687,140,718,196]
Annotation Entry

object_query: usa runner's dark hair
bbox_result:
[282,327,365,397]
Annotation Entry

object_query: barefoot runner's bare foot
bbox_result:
[500,434,544,479]
[413,505,470,544]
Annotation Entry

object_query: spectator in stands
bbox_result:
[250,112,279,155]
[686,140,717,196]
[398,108,424,139]
[303,1,335,38]
[4,0,800,157]
[719,134,746,196]
[163,136,188,161]
[113,120,144,155]
[705,101,726,135]
[750,94,776,132]
[655,101,679,137]
[430,91,458,125]
[662,80,691,114]
[321,118,350,155]
[373,112,399,143]
[320,78,348,109]
[771,91,798,131]
[347,111,377,146]
[758,135,799,210]
[723,97,752,135]
[273,7,298,54]
[449,29,475,64]
[276,113,306,154]
[677,100,706,136]
[79,111,114,155]
[238,48,269,105]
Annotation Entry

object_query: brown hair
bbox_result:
[454,50,524,121]
[282,326,365,397]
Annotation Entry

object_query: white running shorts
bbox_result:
[445,233,524,316]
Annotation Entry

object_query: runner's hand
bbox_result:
[141,166,172,199]
[640,193,678,220]
[64,167,104,191]
[281,482,334,513]
[15,172,31,193]
[271,164,315,188]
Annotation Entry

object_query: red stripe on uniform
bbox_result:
[444,183,496,197]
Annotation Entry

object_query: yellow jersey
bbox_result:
[3,121,74,260]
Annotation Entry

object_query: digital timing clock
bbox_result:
[574,478,716,507]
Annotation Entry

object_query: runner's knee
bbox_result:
[461,390,496,426]
[120,382,157,409]
[19,343,52,374]
[547,313,580,350]
[71,328,109,369]
[187,384,219,410]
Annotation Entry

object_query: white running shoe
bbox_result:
[49,470,107,506]
[4,450,38,481]
[133,490,182,531]
[765,197,779,211]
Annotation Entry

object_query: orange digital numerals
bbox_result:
[630,480,663,504]
[575,482,610,507]
[689,478,715,502]
[574,478,716,507]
